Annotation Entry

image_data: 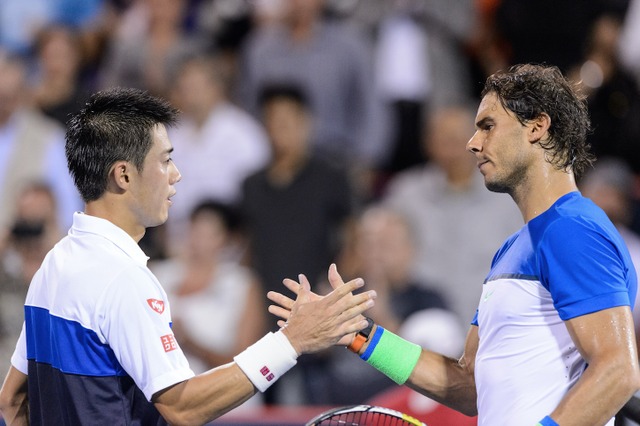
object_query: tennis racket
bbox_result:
[306,404,427,426]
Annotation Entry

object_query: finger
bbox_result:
[327,263,345,290]
[268,305,292,320]
[295,275,312,303]
[336,291,376,320]
[338,316,375,337]
[282,278,302,295]
[299,274,311,291]
[277,319,286,328]
[267,291,295,310]
[324,277,365,304]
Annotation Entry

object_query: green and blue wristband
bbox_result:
[360,325,422,385]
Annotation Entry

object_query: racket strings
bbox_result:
[315,411,414,425]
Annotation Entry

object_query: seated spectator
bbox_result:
[579,158,640,349]
[0,54,81,235]
[165,54,269,251]
[570,12,640,174]
[318,205,463,406]
[0,182,62,379]
[30,25,91,127]
[240,83,354,405]
[150,200,266,399]
[382,105,522,326]
[99,0,204,97]
[236,0,389,197]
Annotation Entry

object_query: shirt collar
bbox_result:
[70,212,150,266]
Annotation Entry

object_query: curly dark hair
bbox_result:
[482,64,595,178]
[65,87,179,203]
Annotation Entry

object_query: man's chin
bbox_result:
[484,180,510,194]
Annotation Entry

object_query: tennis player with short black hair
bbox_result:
[0,87,377,425]
[270,64,640,425]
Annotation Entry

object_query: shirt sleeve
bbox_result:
[10,323,28,374]
[539,218,633,320]
[96,265,194,401]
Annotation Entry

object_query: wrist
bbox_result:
[350,321,421,385]
[347,317,375,354]
[234,331,298,392]
[280,327,302,356]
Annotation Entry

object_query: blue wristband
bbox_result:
[360,325,384,361]
[537,415,559,426]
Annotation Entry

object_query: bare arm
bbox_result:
[153,363,255,425]
[549,306,640,425]
[0,366,29,426]
[268,265,479,416]
[405,325,479,416]
[153,271,376,425]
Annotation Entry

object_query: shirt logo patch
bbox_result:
[161,334,178,352]
[260,366,275,382]
[147,298,165,314]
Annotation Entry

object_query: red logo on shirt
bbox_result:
[147,299,165,314]
[161,334,177,352]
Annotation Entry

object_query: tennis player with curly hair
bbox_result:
[270,64,640,426]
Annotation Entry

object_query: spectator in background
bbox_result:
[165,54,269,252]
[0,54,81,236]
[150,200,266,408]
[240,84,354,404]
[236,0,389,198]
[99,0,204,97]
[321,205,462,406]
[579,158,640,346]
[339,205,453,335]
[373,1,431,178]
[383,105,521,325]
[0,182,62,384]
[619,0,640,88]
[30,25,91,127]
[570,12,640,175]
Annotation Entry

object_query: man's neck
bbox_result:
[512,169,578,223]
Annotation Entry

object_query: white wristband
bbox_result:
[234,330,298,392]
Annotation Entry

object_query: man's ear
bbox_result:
[108,161,131,193]
[528,112,551,144]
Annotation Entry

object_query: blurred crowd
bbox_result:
[2,0,640,420]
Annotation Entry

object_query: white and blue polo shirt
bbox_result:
[472,191,637,425]
[11,213,194,425]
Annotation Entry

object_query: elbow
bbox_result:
[623,367,640,396]
[156,404,228,426]
[156,410,206,426]
[459,405,478,417]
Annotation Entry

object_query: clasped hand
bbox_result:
[268,264,376,354]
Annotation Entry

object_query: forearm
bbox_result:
[154,362,256,426]
[0,367,29,426]
[406,351,478,416]
[549,356,640,426]
[0,399,29,426]
[353,323,478,416]
[155,330,298,425]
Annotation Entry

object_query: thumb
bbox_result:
[296,274,312,302]
[328,263,345,290]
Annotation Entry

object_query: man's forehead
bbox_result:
[151,123,173,152]
[475,92,514,123]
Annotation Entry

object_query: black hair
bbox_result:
[257,83,310,110]
[482,63,595,177]
[189,199,242,233]
[65,87,179,202]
